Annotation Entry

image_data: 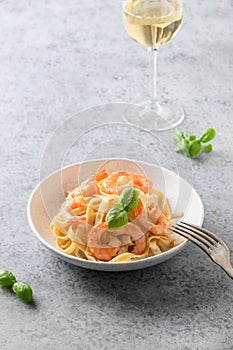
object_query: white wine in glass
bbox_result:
[123,0,184,131]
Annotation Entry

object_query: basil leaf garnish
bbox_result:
[118,188,138,212]
[106,188,139,229]
[106,207,128,230]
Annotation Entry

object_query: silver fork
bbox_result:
[169,221,233,279]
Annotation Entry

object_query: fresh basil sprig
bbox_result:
[0,269,33,303]
[174,128,216,158]
[106,188,139,230]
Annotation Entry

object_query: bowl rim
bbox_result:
[27,158,204,267]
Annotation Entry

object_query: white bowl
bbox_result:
[27,159,204,271]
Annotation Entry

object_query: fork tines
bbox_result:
[169,221,233,279]
[169,221,220,253]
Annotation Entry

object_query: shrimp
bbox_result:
[136,207,169,236]
[87,223,121,261]
[59,202,87,225]
[87,222,146,261]
[122,223,147,255]
[148,206,160,223]
[132,173,152,194]
[150,212,169,236]
[128,199,143,220]
[68,169,109,198]
[101,171,133,195]
[102,171,152,195]
[95,169,109,182]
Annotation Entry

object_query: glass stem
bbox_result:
[148,47,158,109]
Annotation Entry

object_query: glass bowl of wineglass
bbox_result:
[122,0,184,131]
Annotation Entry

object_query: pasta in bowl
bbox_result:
[27,159,204,271]
[50,169,184,263]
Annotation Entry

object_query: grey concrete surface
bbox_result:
[1,0,233,349]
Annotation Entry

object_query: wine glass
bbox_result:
[122,0,184,131]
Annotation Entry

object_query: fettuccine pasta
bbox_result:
[50,169,184,262]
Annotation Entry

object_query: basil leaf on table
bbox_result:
[203,144,213,153]
[12,282,33,303]
[174,127,216,158]
[199,128,216,143]
[0,270,17,287]
[188,140,202,158]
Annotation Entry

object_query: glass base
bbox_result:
[124,100,185,132]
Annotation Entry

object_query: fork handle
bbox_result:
[221,265,233,279]
[214,257,233,279]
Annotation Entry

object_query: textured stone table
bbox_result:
[1,1,233,349]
